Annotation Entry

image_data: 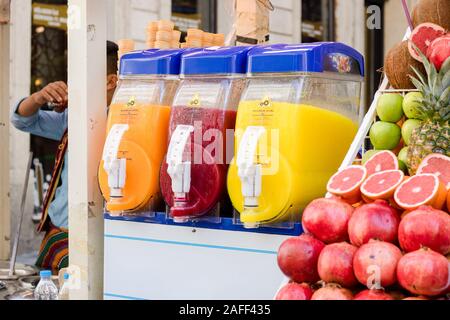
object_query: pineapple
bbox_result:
[407,53,450,174]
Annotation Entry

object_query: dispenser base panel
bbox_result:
[104,218,297,300]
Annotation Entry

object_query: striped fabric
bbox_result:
[36,223,68,274]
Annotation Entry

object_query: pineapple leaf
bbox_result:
[410,76,425,92]
[410,65,427,89]
[441,57,450,75]
[440,86,450,106]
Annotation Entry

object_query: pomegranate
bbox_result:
[302,197,354,244]
[353,289,394,300]
[398,206,450,255]
[275,282,313,300]
[397,248,449,297]
[277,234,325,283]
[426,35,450,71]
[348,200,400,247]
[318,242,358,288]
[353,240,402,289]
[311,284,353,300]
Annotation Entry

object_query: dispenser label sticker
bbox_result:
[102,124,129,171]
[174,83,222,107]
[243,82,293,102]
[113,83,157,104]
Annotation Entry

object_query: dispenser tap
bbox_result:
[237,126,266,208]
[102,124,129,198]
[167,125,195,200]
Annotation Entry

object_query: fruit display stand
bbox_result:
[275,24,450,299]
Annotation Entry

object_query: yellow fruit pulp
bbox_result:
[98,103,171,213]
[227,101,358,224]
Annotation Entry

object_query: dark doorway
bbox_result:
[302,0,335,42]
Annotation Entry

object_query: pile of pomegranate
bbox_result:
[276,198,450,300]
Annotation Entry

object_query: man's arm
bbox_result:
[11,82,69,141]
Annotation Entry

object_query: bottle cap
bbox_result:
[40,270,52,277]
[64,273,69,280]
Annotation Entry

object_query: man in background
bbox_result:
[11,41,119,273]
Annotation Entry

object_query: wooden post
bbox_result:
[67,0,107,300]
[0,0,10,261]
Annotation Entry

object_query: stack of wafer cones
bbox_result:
[117,39,135,70]
[181,29,226,48]
[146,20,181,49]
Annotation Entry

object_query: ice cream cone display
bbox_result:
[171,41,180,49]
[117,39,135,70]
[156,30,172,42]
[187,28,204,40]
[213,33,225,46]
[158,19,175,31]
[154,40,171,49]
[172,30,181,43]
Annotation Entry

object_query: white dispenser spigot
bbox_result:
[167,125,195,200]
[237,126,266,208]
[102,124,129,198]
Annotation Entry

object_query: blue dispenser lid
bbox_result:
[120,49,188,76]
[181,46,252,76]
[247,42,365,76]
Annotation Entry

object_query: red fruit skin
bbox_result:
[318,242,358,288]
[277,234,325,283]
[311,285,353,300]
[348,200,400,247]
[398,206,450,255]
[302,198,354,244]
[354,290,394,300]
[353,240,403,289]
[426,35,450,71]
[275,282,313,300]
[397,249,450,297]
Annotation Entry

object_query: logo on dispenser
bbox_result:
[127,96,136,107]
[259,96,272,108]
[189,93,201,107]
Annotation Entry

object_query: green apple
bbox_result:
[377,93,404,123]
[370,121,402,150]
[402,119,422,145]
[403,92,424,119]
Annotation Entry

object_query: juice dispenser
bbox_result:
[99,49,185,216]
[160,47,251,223]
[228,43,364,228]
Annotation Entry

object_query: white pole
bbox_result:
[67,0,107,300]
[0,2,11,261]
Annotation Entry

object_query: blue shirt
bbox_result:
[11,101,68,229]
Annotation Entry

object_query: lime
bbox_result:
[402,119,422,145]
[370,121,402,150]
[403,92,424,120]
[377,93,404,123]
[398,147,409,164]
[398,147,409,172]
[362,150,383,165]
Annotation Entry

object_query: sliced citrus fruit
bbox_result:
[417,154,450,190]
[394,174,447,211]
[364,150,399,177]
[361,170,405,200]
[327,165,367,204]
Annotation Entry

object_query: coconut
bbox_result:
[412,0,450,31]
[385,41,426,89]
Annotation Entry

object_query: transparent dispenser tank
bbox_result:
[227,43,365,228]
[98,49,186,216]
[160,46,251,223]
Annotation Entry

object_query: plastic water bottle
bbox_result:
[34,270,59,300]
[58,273,70,300]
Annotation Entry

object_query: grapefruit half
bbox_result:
[394,174,447,211]
[364,150,399,177]
[361,170,405,200]
[408,23,446,62]
[417,154,450,190]
[327,165,367,204]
